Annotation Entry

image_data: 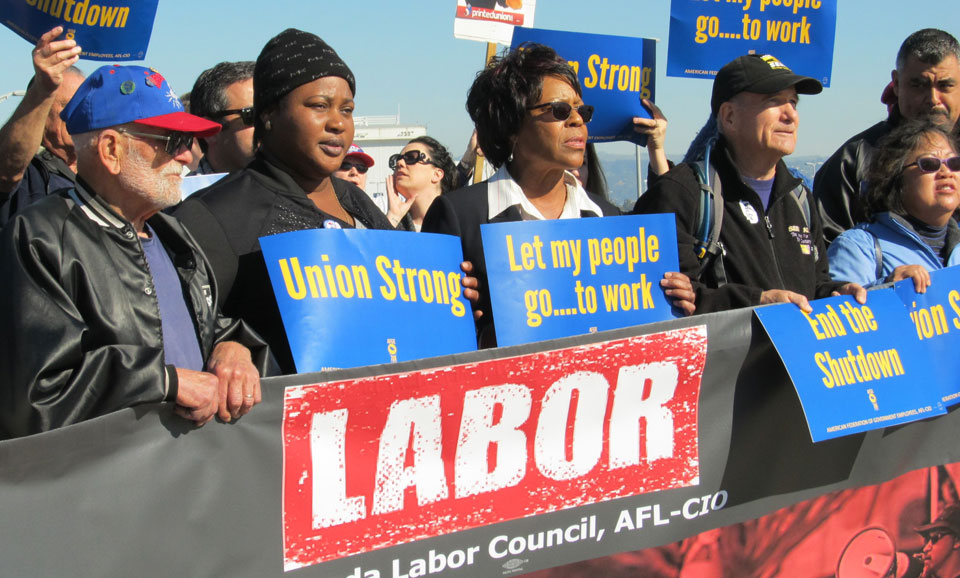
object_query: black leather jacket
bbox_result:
[0,182,271,438]
[812,119,895,243]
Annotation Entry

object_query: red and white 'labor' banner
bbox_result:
[281,326,707,571]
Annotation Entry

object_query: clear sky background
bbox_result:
[1,0,959,159]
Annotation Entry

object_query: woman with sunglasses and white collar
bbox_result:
[385,136,457,231]
[829,120,960,292]
[422,43,695,347]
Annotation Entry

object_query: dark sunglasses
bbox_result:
[905,156,960,173]
[526,101,594,123]
[925,530,954,544]
[389,150,437,170]
[213,107,255,127]
[339,161,369,174]
[116,128,194,156]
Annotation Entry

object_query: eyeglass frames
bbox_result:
[925,530,955,544]
[389,150,437,170]
[905,156,960,173]
[525,101,594,123]
[212,107,254,127]
[339,161,369,174]
[116,128,194,156]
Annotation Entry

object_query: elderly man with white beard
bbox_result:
[0,65,272,439]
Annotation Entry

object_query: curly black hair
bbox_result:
[466,42,581,168]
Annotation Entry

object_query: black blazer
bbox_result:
[422,180,620,347]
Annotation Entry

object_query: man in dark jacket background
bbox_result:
[634,54,865,314]
[814,29,960,242]
[0,26,84,227]
[0,64,271,439]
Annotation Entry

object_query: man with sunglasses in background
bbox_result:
[634,54,865,314]
[815,29,960,243]
[0,65,272,439]
[188,61,256,175]
[917,504,960,578]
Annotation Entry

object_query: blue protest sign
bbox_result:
[1,0,158,61]
[667,0,836,86]
[260,229,477,372]
[511,28,656,146]
[481,214,681,347]
[755,292,944,442]
[893,266,960,407]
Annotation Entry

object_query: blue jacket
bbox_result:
[828,212,960,287]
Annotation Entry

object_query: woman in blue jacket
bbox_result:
[829,120,960,293]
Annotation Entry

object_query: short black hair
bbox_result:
[864,119,958,217]
[189,61,254,152]
[408,136,458,193]
[466,43,580,168]
[191,61,255,119]
[896,29,960,70]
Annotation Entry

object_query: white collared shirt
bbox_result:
[486,165,604,221]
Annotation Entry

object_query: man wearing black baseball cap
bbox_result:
[634,54,865,314]
[0,64,272,438]
[917,504,960,578]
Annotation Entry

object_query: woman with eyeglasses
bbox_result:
[422,43,694,347]
[828,120,960,292]
[385,136,457,231]
[173,29,398,373]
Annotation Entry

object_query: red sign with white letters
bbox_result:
[282,326,707,571]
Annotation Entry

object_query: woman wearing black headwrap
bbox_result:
[174,28,395,373]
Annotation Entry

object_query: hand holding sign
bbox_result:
[633,98,669,173]
[32,26,81,94]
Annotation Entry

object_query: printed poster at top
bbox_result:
[481,214,681,347]
[667,0,837,86]
[453,0,536,46]
[511,28,657,146]
[755,292,945,443]
[893,265,960,407]
[259,229,477,373]
[1,0,159,61]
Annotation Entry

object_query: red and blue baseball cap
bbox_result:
[61,65,221,137]
[344,144,374,167]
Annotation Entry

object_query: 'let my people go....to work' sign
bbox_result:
[481,214,681,347]
[1,0,159,60]
[260,229,477,372]
[667,0,836,85]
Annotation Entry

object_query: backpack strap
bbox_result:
[692,143,727,285]
[790,185,811,228]
[871,230,883,280]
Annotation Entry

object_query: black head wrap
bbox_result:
[254,28,356,114]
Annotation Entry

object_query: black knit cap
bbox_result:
[254,28,356,114]
[711,54,821,115]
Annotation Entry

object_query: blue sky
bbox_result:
[1,0,959,159]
